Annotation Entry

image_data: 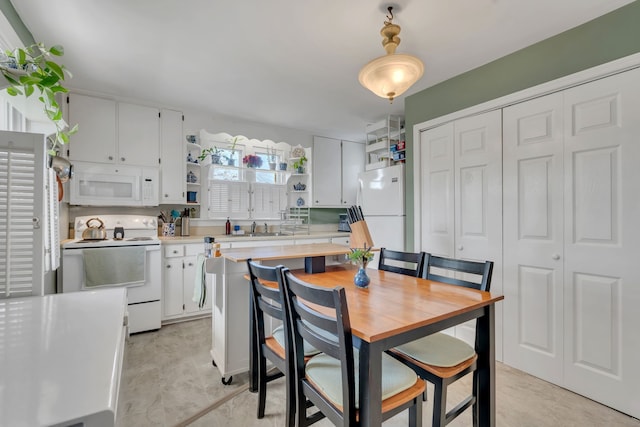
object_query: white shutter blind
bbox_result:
[0,149,36,297]
[44,168,60,272]
[252,183,287,219]
[228,181,250,219]
[207,180,250,219]
[252,183,271,219]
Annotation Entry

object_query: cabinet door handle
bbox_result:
[121,157,126,162]
[188,262,194,267]
[108,155,113,160]
[164,194,169,197]
[552,254,561,260]
[166,264,171,268]
[458,245,464,251]
[173,250,179,254]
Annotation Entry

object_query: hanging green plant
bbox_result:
[0,43,78,155]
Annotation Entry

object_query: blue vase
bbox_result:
[354,267,370,288]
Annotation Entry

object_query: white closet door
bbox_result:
[503,92,565,384]
[562,67,640,418]
[419,122,454,257]
[453,110,503,348]
[419,112,503,354]
[453,110,502,262]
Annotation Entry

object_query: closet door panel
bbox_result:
[503,92,564,384]
[563,67,640,419]
[419,122,454,257]
[453,110,503,349]
[453,110,502,263]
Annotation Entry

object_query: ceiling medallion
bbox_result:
[358,6,424,103]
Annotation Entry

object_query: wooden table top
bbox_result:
[289,265,504,343]
[221,242,353,262]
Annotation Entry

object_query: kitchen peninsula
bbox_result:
[204,242,353,384]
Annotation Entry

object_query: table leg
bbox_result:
[304,255,325,273]
[476,304,496,427]
[359,341,383,427]
[249,287,258,393]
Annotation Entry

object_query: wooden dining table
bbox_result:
[277,264,504,427]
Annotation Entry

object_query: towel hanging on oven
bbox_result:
[83,247,146,288]
[192,254,207,308]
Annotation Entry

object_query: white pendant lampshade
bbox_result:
[358,7,424,103]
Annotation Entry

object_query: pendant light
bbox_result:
[358,6,424,103]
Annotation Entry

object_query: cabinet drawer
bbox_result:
[185,243,202,257]
[331,236,350,246]
[164,245,184,258]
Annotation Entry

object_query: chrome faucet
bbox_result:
[251,221,257,234]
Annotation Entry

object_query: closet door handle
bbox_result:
[552,254,561,260]
[458,245,464,251]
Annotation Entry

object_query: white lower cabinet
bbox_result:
[162,243,213,321]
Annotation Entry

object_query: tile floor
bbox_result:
[117,318,639,427]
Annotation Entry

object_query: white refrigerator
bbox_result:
[357,164,405,269]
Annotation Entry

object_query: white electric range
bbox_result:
[61,215,161,333]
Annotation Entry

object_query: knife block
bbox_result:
[349,220,374,249]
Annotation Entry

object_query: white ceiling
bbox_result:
[9,0,634,141]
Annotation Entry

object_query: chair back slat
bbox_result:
[423,254,493,291]
[378,247,425,277]
[280,268,357,425]
[247,260,286,341]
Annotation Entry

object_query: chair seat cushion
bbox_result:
[272,325,319,357]
[394,332,475,367]
[305,348,418,408]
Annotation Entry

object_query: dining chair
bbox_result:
[378,247,425,277]
[280,268,425,427]
[389,254,494,427]
[247,259,320,427]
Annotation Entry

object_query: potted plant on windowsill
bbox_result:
[0,43,77,155]
[293,155,307,173]
[267,147,277,170]
[199,146,223,164]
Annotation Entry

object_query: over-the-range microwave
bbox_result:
[70,161,159,206]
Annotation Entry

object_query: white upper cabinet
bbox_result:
[312,136,341,206]
[160,109,185,204]
[341,139,364,206]
[67,93,117,163]
[67,94,160,167]
[117,102,160,167]
[312,136,364,207]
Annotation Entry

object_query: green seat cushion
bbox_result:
[272,325,320,357]
[305,348,418,408]
[394,332,475,367]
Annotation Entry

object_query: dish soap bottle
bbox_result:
[225,217,231,235]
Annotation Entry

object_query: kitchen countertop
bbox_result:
[215,242,353,263]
[159,231,350,244]
[0,288,127,427]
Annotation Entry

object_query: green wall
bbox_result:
[404,1,640,250]
[310,207,345,225]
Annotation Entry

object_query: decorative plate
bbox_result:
[291,145,306,158]
[296,197,305,206]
